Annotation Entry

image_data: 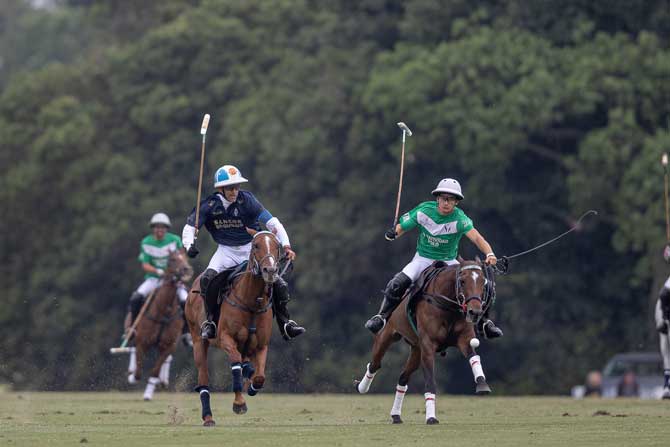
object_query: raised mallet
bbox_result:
[392,122,413,228]
[194,114,211,238]
[663,153,669,243]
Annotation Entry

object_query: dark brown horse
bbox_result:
[356,259,492,424]
[128,250,193,400]
[185,230,282,426]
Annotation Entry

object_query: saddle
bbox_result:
[205,261,249,324]
[405,261,456,337]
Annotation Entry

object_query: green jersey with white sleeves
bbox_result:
[138,232,183,279]
[399,202,473,260]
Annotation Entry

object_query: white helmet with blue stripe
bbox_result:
[214,165,248,188]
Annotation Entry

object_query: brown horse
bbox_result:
[185,230,282,426]
[128,250,193,400]
[356,259,492,424]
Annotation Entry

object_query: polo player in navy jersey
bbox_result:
[182,164,305,341]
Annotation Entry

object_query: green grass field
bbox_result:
[0,391,668,447]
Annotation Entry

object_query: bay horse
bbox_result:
[185,230,282,427]
[128,250,193,400]
[356,258,492,424]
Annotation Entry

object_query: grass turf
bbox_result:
[0,391,668,446]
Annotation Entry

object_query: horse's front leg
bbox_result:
[143,345,175,401]
[390,344,421,424]
[419,335,439,425]
[220,332,247,415]
[457,331,491,395]
[355,330,400,393]
[247,345,268,397]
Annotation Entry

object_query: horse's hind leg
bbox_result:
[131,346,145,385]
[419,334,439,424]
[356,330,400,394]
[193,339,215,426]
[390,344,420,424]
[457,333,491,395]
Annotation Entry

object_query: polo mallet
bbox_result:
[193,113,211,240]
[392,122,412,227]
[110,289,157,354]
[663,153,670,244]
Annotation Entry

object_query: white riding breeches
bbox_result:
[207,243,252,273]
[401,252,459,281]
[136,277,188,303]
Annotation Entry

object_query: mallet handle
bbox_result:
[116,288,156,350]
[663,153,669,242]
[194,114,210,235]
[392,122,412,227]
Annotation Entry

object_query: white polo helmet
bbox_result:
[149,212,171,228]
[431,178,464,200]
[214,165,248,188]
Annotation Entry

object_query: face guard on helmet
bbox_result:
[214,165,248,188]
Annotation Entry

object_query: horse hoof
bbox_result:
[426,417,439,425]
[391,415,403,424]
[203,417,216,427]
[233,403,248,414]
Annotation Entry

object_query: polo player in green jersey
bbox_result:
[365,178,504,339]
[123,213,192,346]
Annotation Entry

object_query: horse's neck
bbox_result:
[234,271,268,304]
[153,282,178,313]
[427,270,456,297]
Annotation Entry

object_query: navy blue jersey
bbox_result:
[187,191,272,246]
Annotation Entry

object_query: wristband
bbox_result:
[485,253,495,258]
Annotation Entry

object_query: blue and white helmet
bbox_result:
[214,165,249,188]
[149,212,171,228]
[431,178,464,200]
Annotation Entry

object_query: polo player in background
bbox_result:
[365,178,503,338]
[655,245,670,399]
[182,164,305,341]
[123,213,191,346]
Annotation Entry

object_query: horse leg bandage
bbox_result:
[159,355,173,386]
[143,377,160,401]
[195,385,212,419]
[390,384,408,416]
[469,355,485,382]
[424,393,436,420]
[128,350,137,375]
[231,363,243,392]
[357,363,376,394]
[242,361,255,379]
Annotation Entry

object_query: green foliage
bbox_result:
[1,0,669,394]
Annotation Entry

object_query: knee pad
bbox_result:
[200,268,218,293]
[273,277,290,303]
[129,292,144,314]
[384,272,412,298]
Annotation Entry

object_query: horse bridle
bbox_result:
[249,231,282,278]
[423,264,486,315]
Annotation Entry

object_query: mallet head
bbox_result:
[201,113,211,136]
[397,122,412,136]
[663,153,668,167]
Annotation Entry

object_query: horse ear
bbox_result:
[246,227,258,236]
[457,255,465,263]
[475,255,482,264]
